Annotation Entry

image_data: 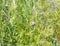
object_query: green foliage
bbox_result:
[0,0,60,46]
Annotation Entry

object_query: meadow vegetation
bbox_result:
[0,0,60,46]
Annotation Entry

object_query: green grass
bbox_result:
[0,0,60,46]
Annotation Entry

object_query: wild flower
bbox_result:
[31,21,35,26]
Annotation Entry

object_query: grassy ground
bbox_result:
[0,0,60,46]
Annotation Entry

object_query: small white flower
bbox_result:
[31,21,35,26]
